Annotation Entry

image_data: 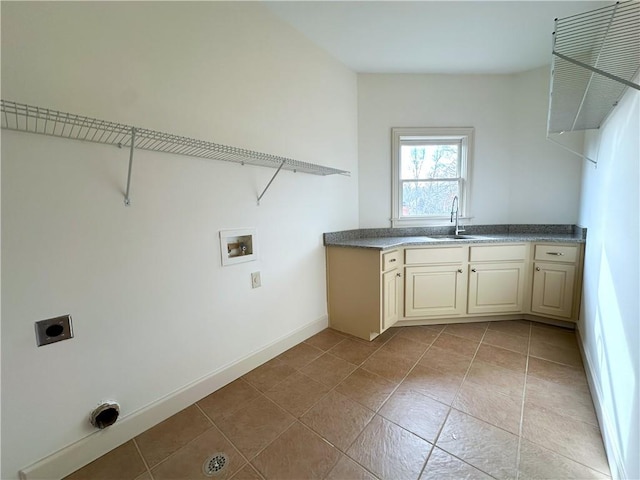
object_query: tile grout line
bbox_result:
[194,401,268,478]
[292,330,399,422]
[513,329,614,477]
[195,403,263,477]
[436,322,533,480]
[422,324,505,480]
[289,421,348,480]
[262,331,390,398]
[369,328,447,480]
[309,327,444,480]
[132,438,154,480]
[231,330,393,478]
[412,327,463,480]
[319,330,403,479]
[514,322,533,480]
[332,326,445,480]
[368,327,446,416]
[416,323,498,480]
[136,411,220,476]
[67,323,604,480]
[226,331,395,479]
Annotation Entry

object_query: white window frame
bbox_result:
[391,127,474,228]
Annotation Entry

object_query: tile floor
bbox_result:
[65,320,611,480]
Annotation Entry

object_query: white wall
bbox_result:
[357,68,583,227]
[0,2,358,478]
[578,84,639,480]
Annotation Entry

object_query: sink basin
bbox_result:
[404,236,433,242]
[429,234,480,240]
[428,234,502,241]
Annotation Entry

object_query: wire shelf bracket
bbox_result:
[0,99,350,206]
[547,0,640,165]
[124,127,135,206]
[257,160,285,206]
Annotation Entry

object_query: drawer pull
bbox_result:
[396,273,402,277]
[389,258,397,262]
[546,252,565,256]
[458,269,463,273]
[471,268,477,273]
[536,267,541,271]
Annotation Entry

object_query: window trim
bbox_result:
[391,127,474,228]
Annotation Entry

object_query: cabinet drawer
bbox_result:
[405,246,466,265]
[470,244,526,262]
[382,250,400,270]
[534,244,578,263]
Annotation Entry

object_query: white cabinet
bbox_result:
[467,244,527,315]
[404,246,467,318]
[326,240,584,340]
[531,244,579,319]
[405,265,467,317]
[382,268,400,330]
[326,247,400,341]
[468,263,526,314]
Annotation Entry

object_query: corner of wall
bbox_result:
[575,328,626,480]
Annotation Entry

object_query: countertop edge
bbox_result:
[324,234,585,251]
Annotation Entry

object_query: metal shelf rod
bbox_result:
[257,160,285,206]
[124,127,135,207]
[552,51,640,91]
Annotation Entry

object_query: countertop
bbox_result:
[324,225,586,251]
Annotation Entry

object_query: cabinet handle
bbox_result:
[396,273,402,277]
[389,258,397,262]
[457,269,463,273]
[536,267,541,271]
[471,268,477,273]
[546,252,564,256]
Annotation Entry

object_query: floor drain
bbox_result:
[203,453,228,477]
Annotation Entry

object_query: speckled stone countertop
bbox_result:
[324,225,586,250]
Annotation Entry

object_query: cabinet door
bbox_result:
[468,263,525,314]
[382,269,399,331]
[405,265,466,317]
[531,262,575,318]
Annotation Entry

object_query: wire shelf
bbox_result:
[1,99,350,205]
[0,99,350,176]
[548,1,640,135]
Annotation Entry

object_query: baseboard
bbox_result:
[18,315,328,480]
[576,328,626,480]
[395,314,575,329]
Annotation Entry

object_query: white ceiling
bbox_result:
[266,1,613,74]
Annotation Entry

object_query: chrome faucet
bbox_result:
[451,195,465,235]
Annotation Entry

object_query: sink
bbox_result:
[428,235,483,240]
[404,236,434,241]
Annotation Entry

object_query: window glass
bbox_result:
[391,128,473,227]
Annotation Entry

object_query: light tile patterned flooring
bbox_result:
[65,321,611,480]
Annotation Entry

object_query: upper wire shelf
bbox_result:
[1,99,350,205]
[548,1,639,140]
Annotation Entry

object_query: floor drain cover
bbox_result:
[203,453,229,477]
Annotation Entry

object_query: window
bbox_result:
[391,127,473,227]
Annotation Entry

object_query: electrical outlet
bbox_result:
[251,271,261,288]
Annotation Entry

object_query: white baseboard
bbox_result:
[576,328,626,480]
[19,316,328,480]
[395,314,575,329]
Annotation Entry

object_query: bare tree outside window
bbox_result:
[400,144,460,216]
[391,127,473,227]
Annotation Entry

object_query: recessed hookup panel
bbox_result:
[35,314,74,347]
[219,228,257,266]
